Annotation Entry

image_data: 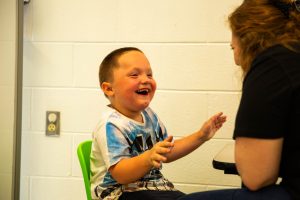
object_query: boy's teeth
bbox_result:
[137,89,149,94]
[138,89,148,92]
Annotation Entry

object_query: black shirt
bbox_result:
[233,44,300,200]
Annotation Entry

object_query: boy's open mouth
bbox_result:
[136,88,150,95]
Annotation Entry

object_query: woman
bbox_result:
[179,0,300,199]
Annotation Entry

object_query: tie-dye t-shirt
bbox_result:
[90,106,176,200]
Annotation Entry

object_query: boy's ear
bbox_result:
[101,82,114,97]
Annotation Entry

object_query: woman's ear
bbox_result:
[101,82,114,97]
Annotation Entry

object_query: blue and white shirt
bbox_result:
[90,106,176,200]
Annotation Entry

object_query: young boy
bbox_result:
[90,47,226,200]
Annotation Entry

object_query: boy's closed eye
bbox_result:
[129,73,138,78]
[128,69,139,78]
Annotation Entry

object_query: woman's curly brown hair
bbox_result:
[228,0,300,76]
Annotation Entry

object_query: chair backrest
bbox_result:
[77,140,92,200]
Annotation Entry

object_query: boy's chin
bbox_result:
[137,102,151,110]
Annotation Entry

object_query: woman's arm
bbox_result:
[235,137,283,191]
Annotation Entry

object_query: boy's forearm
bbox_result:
[109,150,153,184]
[165,131,206,162]
[165,113,225,162]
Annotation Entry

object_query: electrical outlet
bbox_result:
[46,111,60,136]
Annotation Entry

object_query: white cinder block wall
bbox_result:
[21,0,243,199]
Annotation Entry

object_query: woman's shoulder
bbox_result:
[245,44,300,88]
[256,44,300,61]
[250,44,300,72]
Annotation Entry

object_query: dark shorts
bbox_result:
[119,190,185,200]
[177,185,291,200]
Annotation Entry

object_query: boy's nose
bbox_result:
[140,74,150,83]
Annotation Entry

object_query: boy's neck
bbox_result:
[108,104,144,123]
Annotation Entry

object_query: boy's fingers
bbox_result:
[151,154,167,163]
[162,136,174,147]
[214,112,223,118]
[214,113,227,123]
[158,146,171,154]
[157,140,173,148]
[152,161,162,169]
[164,135,173,142]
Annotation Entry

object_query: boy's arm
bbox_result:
[165,112,226,162]
[109,139,173,184]
[108,152,152,184]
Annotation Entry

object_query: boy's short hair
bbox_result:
[99,47,143,86]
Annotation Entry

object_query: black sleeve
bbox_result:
[233,53,292,139]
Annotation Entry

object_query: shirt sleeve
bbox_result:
[100,122,131,168]
[233,53,292,139]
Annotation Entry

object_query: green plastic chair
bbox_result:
[77,140,93,200]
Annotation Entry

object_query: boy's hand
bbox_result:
[199,112,226,141]
[147,136,174,168]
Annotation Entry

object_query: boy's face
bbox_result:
[103,50,157,117]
